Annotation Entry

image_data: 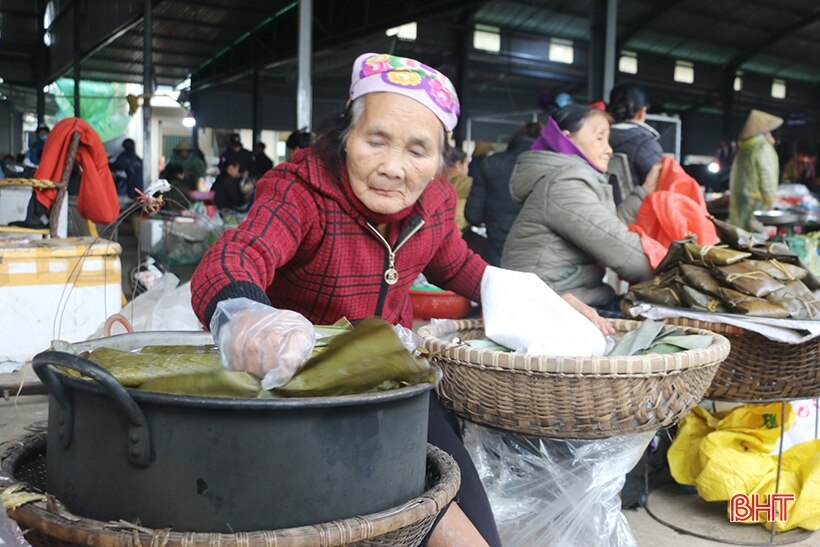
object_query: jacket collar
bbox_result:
[612,120,660,139]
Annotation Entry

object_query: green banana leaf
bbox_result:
[608,319,666,356]
[85,346,221,387]
[647,335,714,351]
[139,369,262,398]
[275,317,437,397]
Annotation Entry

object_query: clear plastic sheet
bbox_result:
[464,423,655,547]
[0,512,29,547]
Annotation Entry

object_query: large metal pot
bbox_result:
[33,331,432,533]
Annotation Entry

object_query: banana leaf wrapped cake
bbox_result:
[628,216,820,320]
[71,318,435,398]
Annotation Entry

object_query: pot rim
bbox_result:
[54,373,433,409]
[51,330,434,410]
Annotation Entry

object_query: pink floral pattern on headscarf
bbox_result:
[350,53,460,132]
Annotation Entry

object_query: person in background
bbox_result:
[285,129,313,161]
[219,133,254,176]
[607,83,664,186]
[443,147,472,231]
[502,104,658,308]
[3,154,23,176]
[25,125,50,167]
[729,109,783,232]
[212,159,249,212]
[169,140,206,193]
[251,142,273,179]
[466,140,495,181]
[109,138,143,198]
[158,163,188,210]
[465,122,543,266]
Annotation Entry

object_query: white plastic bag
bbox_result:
[0,511,30,547]
[210,298,316,389]
[90,274,202,338]
[481,266,606,356]
[464,423,654,547]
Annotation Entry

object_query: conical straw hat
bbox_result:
[738,109,783,140]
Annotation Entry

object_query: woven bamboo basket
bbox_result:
[417,318,730,439]
[1,434,459,547]
[659,317,820,401]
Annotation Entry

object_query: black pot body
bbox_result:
[37,332,431,533]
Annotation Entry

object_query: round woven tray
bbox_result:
[1,433,460,547]
[418,318,730,439]
[660,317,820,401]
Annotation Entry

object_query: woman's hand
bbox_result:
[641,161,662,193]
[561,293,616,336]
[210,298,316,389]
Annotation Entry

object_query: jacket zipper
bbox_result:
[366,217,425,317]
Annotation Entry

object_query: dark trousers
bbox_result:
[423,394,502,547]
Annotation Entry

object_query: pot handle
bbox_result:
[32,351,153,467]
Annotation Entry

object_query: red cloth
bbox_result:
[629,156,718,268]
[190,148,487,328]
[34,117,119,225]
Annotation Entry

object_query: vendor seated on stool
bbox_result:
[191,52,613,547]
[211,159,250,212]
[501,104,660,311]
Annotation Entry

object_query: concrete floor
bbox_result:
[1,385,817,546]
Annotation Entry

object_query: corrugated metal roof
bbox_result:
[0,0,816,88]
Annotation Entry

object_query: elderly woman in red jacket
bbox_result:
[191,53,607,546]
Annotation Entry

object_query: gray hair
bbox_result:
[341,97,448,172]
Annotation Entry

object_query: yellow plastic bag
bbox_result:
[668,403,819,531]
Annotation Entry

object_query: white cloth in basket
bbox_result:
[481,266,606,356]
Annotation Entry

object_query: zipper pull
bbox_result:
[384,251,398,285]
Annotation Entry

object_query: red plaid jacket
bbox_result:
[190,148,487,328]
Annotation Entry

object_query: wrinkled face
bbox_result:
[345,93,443,215]
[566,112,613,172]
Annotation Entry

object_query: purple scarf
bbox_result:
[531,117,603,172]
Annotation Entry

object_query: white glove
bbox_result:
[210,298,316,389]
[480,266,607,356]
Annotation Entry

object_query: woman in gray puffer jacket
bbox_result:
[502,104,659,307]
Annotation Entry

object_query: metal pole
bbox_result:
[296,0,312,131]
[588,0,618,102]
[602,0,618,101]
[721,74,735,141]
[143,0,153,189]
[454,9,473,148]
[36,4,46,125]
[73,1,81,117]
[252,69,261,146]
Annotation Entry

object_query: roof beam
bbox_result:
[160,0,274,17]
[617,0,686,50]
[103,45,211,60]
[128,29,235,48]
[84,56,192,70]
[152,14,249,31]
[0,7,39,18]
[726,7,820,73]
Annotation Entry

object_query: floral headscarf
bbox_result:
[349,53,460,132]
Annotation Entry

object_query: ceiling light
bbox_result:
[182,112,196,128]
